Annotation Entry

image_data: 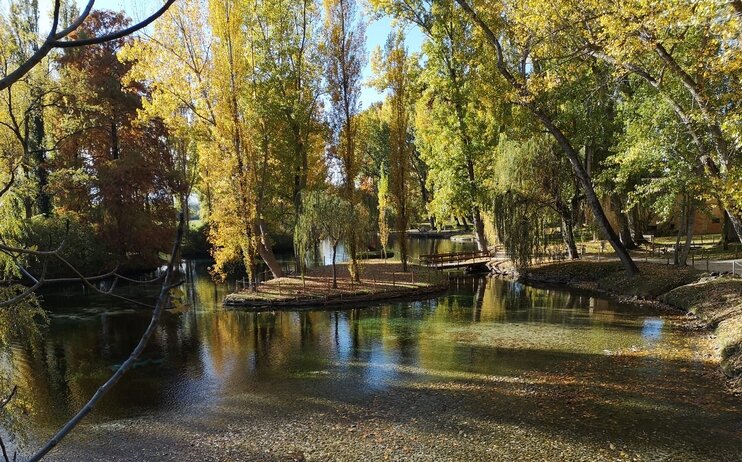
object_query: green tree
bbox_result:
[0,0,52,220]
[503,0,742,243]
[432,0,638,274]
[372,0,498,251]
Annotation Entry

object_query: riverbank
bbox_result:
[505,260,742,392]
[224,261,446,308]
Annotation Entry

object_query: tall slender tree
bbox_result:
[323,0,366,281]
[372,30,413,270]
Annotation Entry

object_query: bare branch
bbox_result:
[0,259,48,308]
[53,0,177,49]
[0,1,176,91]
[0,386,18,462]
[0,434,11,462]
[0,167,17,199]
[0,385,17,409]
[53,1,96,40]
[26,212,185,462]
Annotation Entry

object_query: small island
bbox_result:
[224,261,447,308]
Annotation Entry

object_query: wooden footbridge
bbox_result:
[419,250,492,270]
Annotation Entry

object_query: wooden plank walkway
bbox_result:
[419,250,491,269]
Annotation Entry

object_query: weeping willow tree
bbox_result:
[295,190,367,288]
[490,133,582,267]
[493,191,547,270]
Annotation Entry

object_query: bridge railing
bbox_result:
[419,250,491,267]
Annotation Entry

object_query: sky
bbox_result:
[31,0,425,108]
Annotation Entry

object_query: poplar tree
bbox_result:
[323,0,366,281]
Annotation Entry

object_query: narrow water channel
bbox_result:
[3,259,740,461]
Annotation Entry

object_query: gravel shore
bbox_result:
[49,353,741,462]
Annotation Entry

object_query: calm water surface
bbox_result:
[3,258,741,460]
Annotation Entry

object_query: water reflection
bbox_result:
[0,260,738,459]
[315,234,475,266]
[642,318,664,341]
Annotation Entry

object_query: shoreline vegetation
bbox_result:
[490,259,741,392]
[224,261,447,308]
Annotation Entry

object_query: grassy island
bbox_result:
[224,261,447,308]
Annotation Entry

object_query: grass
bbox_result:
[547,234,742,263]
[524,261,698,298]
[651,233,722,246]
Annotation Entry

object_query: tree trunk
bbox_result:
[400,227,408,272]
[629,206,645,245]
[679,200,695,267]
[611,195,636,249]
[673,226,682,266]
[23,192,33,219]
[110,120,119,160]
[561,216,579,259]
[292,135,308,274]
[721,208,737,250]
[331,242,338,289]
[348,239,360,282]
[414,155,436,230]
[472,206,488,251]
[727,212,742,245]
[556,199,579,259]
[673,197,687,266]
[252,220,284,279]
[30,86,50,217]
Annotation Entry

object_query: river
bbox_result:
[1,244,740,461]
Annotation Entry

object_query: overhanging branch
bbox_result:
[0,0,176,91]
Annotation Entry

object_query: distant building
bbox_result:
[603,198,723,238]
